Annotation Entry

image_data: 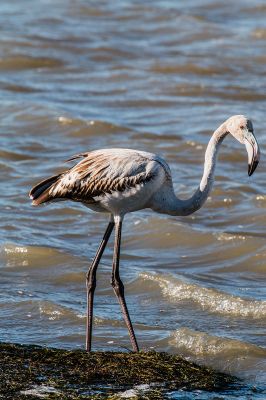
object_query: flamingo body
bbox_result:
[29,115,260,352]
[31,148,172,216]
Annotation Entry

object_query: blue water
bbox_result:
[0,1,265,398]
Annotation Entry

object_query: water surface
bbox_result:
[0,0,265,398]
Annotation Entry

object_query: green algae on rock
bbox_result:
[0,342,236,399]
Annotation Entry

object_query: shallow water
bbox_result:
[0,0,265,398]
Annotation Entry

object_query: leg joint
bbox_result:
[111,276,124,294]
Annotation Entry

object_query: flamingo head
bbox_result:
[225,115,260,176]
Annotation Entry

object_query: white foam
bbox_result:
[20,385,60,398]
[140,272,266,318]
[3,245,28,254]
[118,384,151,398]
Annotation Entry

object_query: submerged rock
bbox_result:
[0,342,236,399]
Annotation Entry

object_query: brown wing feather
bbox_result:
[29,174,63,205]
[30,150,155,206]
[65,152,89,163]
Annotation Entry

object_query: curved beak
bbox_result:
[244,133,260,176]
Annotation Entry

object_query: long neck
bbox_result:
[162,123,228,216]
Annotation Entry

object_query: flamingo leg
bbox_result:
[111,219,139,352]
[86,221,115,352]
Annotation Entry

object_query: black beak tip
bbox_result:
[248,160,259,176]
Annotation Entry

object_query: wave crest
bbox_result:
[140,272,266,318]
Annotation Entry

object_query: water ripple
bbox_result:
[141,272,266,318]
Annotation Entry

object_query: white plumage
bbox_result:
[29,115,260,352]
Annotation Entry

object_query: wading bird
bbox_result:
[29,115,260,352]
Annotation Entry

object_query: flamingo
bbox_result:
[29,115,260,352]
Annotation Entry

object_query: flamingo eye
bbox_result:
[240,125,245,130]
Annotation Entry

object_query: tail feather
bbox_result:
[29,174,61,206]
